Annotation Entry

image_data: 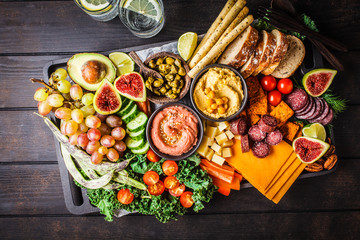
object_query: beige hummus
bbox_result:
[151,106,198,156]
[193,67,244,118]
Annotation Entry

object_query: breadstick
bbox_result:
[190,0,237,62]
[188,15,254,78]
[189,0,246,69]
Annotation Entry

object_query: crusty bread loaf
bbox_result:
[217,26,259,68]
[252,31,276,76]
[271,35,305,78]
[262,29,289,75]
[240,30,270,78]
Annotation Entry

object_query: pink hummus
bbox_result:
[151,106,198,156]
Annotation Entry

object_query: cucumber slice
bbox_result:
[128,128,146,140]
[121,97,130,110]
[127,112,148,132]
[122,104,139,124]
[125,136,145,150]
[131,142,150,154]
[117,100,135,117]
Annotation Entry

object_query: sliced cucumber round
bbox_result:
[122,104,139,124]
[120,97,130,110]
[127,112,148,132]
[131,142,150,155]
[128,128,146,140]
[125,136,146,150]
[117,100,135,117]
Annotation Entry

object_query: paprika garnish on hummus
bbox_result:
[151,106,199,156]
[193,67,244,119]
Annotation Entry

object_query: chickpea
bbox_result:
[170,65,178,74]
[215,98,224,105]
[211,103,218,109]
[218,107,226,114]
[165,74,175,81]
[147,76,155,84]
[174,59,182,67]
[204,88,211,95]
[224,103,229,109]
[165,57,175,65]
[156,58,164,65]
[179,79,184,89]
[165,84,170,90]
[207,91,215,99]
[222,97,229,104]
[159,87,167,94]
[206,98,214,107]
[153,80,163,88]
[169,94,178,99]
[148,60,156,69]
[178,67,186,76]
[207,107,214,113]
[145,81,152,91]
[175,74,181,81]
[158,64,168,72]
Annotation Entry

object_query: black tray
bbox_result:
[43,39,337,215]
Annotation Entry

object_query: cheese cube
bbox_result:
[205,149,215,161]
[222,148,233,158]
[197,142,210,158]
[205,126,218,139]
[221,139,234,148]
[225,130,235,140]
[218,121,230,132]
[211,153,226,165]
[210,142,222,155]
[215,132,228,145]
[202,135,213,146]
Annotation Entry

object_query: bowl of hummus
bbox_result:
[190,64,248,122]
[146,103,204,161]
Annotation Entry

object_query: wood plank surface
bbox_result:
[1,212,359,240]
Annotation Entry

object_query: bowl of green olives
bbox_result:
[143,52,191,104]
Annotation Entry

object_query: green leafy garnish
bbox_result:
[321,89,347,118]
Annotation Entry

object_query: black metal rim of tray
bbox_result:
[43,38,337,215]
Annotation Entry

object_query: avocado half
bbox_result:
[67,53,116,91]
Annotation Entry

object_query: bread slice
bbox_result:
[252,31,276,76]
[271,35,305,78]
[262,29,289,75]
[240,30,271,79]
[218,26,259,68]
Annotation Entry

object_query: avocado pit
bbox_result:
[81,60,107,84]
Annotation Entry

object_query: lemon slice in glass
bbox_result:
[123,0,162,22]
[109,52,135,76]
[80,0,109,11]
[178,32,198,61]
[302,122,326,141]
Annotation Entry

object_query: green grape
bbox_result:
[81,93,94,106]
[34,87,49,102]
[53,68,68,81]
[71,109,84,123]
[37,101,52,116]
[57,79,71,93]
[78,122,88,133]
[55,107,72,120]
[47,94,64,107]
[81,105,95,117]
[70,84,83,100]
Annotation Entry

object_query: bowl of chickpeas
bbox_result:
[143,52,191,104]
[190,64,248,122]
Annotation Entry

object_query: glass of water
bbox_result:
[74,0,120,22]
[118,0,165,38]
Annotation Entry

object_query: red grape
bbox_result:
[63,120,78,136]
[55,107,72,120]
[106,148,119,162]
[86,141,100,155]
[95,112,107,122]
[71,109,84,124]
[69,84,83,100]
[38,101,52,116]
[111,127,126,141]
[106,115,122,128]
[98,123,112,136]
[113,140,126,153]
[78,122,88,133]
[85,115,101,128]
[87,128,101,142]
[101,135,115,148]
[91,151,103,165]
[98,146,109,155]
[77,133,90,148]
[68,131,81,145]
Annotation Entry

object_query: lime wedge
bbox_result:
[109,52,135,76]
[302,123,326,141]
[123,0,162,21]
[80,0,109,11]
[178,32,198,61]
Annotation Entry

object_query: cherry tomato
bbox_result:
[162,160,178,176]
[164,176,180,190]
[147,149,160,162]
[148,180,165,196]
[268,90,282,106]
[169,184,186,197]
[277,78,293,94]
[143,171,160,186]
[117,188,134,205]
[260,75,277,91]
[180,191,194,208]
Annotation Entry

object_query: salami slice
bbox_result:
[258,115,277,133]
[241,134,250,153]
[252,141,270,158]
[237,116,248,135]
[295,97,317,119]
[265,130,283,145]
[307,97,323,120]
[285,88,309,111]
[318,108,334,126]
[248,125,266,142]
[310,98,330,123]
[230,118,241,135]
[295,96,313,115]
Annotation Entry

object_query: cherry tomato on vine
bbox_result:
[268,90,282,106]
[117,188,134,205]
[148,180,165,196]
[147,149,160,162]
[143,171,160,186]
[260,75,277,91]
[164,176,180,190]
[277,78,293,94]
[162,160,178,176]
[169,184,185,197]
[180,191,194,208]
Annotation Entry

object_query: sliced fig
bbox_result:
[303,68,337,97]
[93,80,122,115]
[114,72,146,102]
[292,136,330,164]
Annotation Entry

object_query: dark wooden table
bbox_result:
[1,0,359,239]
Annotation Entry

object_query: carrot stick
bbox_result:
[218,186,231,196]
[211,176,232,196]
[234,172,243,182]
[201,159,235,176]
[200,164,234,183]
